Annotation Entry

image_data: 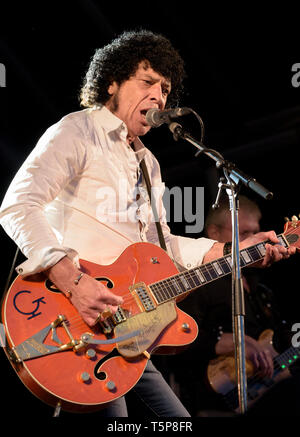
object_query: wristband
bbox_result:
[74,272,84,285]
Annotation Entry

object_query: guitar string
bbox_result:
[58,227,300,337]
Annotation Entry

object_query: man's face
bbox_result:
[105,61,171,140]
[207,210,261,243]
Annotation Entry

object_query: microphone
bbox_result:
[145,107,191,127]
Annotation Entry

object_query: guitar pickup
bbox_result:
[99,307,127,333]
[129,282,156,312]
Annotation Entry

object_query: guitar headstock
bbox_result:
[283,215,300,251]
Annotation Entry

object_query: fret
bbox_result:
[201,265,213,282]
[157,284,167,303]
[194,268,206,283]
[206,264,218,280]
[162,279,177,299]
[225,256,232,267]
[256,243,266,257]
[212,261,224,276]
[240,250,252,264]
[189,271,201,287]
[272,342,300,370]
[247,246,261,262]
[157,281,170,302]
[184,271,198,288]
[152,283,165,303]
[278,234,289,248]
[170,277,183,295]
[218,258,231,274]
[180,274,190,290]
[176,276,189,292]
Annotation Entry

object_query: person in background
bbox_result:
[173,195,300,416]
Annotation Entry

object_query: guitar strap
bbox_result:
[140,158,167,252]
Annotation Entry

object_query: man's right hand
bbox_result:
[45,256,123,326]
[215,332,274,379]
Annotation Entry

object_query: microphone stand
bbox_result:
[168,122,273,414]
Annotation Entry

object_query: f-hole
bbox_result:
[45,276,114,293]
[95,277,114,289]
[94,348,121,380]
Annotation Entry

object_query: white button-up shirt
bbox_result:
[0,106,215,276]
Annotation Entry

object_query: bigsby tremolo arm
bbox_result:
[11,314,85,363]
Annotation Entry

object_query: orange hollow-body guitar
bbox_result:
[1,219,300,413]
[1,242,198,413]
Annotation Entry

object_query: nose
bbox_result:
[149,83,166,109]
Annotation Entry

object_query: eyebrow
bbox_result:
[142,73,171,89]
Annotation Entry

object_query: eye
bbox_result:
[162,87,170,96]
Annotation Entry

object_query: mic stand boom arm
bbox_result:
[168,122,273,414]
[169,122,273,201]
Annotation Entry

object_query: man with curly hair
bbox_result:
[0,30,293,417]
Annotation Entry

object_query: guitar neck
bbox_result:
[149,233,292,304]
[274,344,300,371]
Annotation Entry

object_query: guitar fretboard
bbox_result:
[149,233,291,304]
[274,345,300,370]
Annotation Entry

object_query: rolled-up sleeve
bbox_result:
[0,119,89,276]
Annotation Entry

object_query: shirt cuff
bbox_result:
[168,236,217,270]
[16,246,80,277]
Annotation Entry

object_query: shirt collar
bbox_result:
[92,105,148,162]
[92,104,126,134]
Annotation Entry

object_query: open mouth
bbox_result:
[140,109,150,126]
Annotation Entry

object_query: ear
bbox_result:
[108,81,119,96]
[206,224,220,240]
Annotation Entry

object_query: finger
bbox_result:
[251,353,260,371]
[257,353,269,378]
[260,350,273,379]
[264,245,284,265]
[264,231,279,244]
[102,292,124,306]
[270,246,284,262]
[262,244,275,267]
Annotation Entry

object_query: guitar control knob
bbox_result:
[106,380,116,391]
[85,348,96,359]
[80,372,91,383]
[181,323,190,332]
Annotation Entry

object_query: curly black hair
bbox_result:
[80,30,185,108]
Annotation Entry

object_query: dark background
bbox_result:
[0,1,300,421]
